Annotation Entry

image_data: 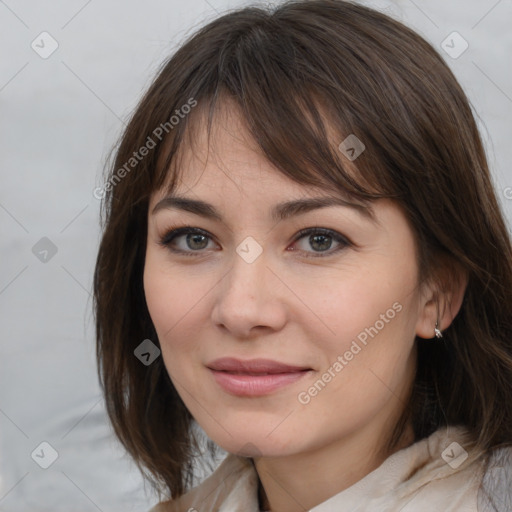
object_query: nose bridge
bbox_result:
[224,239,268,303]
[211,239,286,336]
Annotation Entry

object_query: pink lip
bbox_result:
[207,358,312,396]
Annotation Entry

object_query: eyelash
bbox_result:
[158,225,351,258]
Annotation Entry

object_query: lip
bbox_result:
[207,357,312,397]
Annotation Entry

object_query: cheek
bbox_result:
[143,252,211,350]
[143,258,210,393]
[295,263,419,420]
[297,258,416,356]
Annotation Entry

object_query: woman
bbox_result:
[93,1,512,510]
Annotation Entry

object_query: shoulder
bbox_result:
[478,445,512,512]
[375,426,488,511]
[146,453,258,512]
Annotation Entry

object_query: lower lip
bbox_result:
[209,369,310,396]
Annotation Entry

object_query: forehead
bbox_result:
[149,104,379,227]
[152,98,356,205]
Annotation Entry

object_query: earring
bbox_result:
[434,319,443,339]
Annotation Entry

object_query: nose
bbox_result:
[210,248,288,339]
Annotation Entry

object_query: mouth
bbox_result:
[206,358,313,396]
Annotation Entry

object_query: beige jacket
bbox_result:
[149,425,511,512]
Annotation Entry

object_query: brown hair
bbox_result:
[94,0,512,502]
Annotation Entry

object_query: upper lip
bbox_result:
[207,357,311,374]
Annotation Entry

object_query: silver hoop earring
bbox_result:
[434,320,443,339]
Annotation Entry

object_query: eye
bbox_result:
[158,226,217,256]
[158,225,351,258]
[290,227,350,257]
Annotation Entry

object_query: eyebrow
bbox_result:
[151,194,378,224]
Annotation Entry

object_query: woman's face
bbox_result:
[144,104,431,458]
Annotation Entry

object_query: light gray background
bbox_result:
[1,0,511,510]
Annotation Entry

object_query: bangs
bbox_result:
[150,8,399,206]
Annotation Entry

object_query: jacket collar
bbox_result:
[154,425,486,512]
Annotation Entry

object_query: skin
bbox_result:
[143,102,466,512]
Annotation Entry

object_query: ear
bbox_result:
[415,260,468,339]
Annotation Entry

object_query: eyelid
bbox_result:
[159,226,213,246]
[158,225,218,257]
[158,224,352,257]
[290,227,351,258]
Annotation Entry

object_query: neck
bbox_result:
[254,419,415,512]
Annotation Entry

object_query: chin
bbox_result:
[202,420,306,459]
